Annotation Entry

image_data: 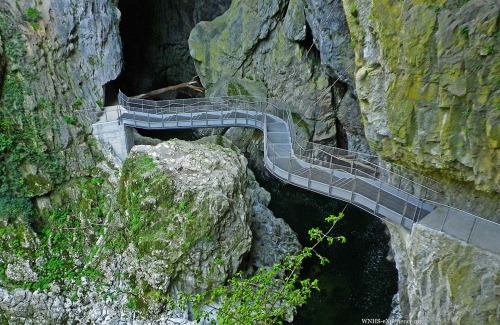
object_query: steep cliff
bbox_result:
[187,0,500,323]
[0,0,121,219]
[0,139,300,323]
[188,0,370,151]
[339,0,500,322]
[342,0,500,218]
[388,223,500,324]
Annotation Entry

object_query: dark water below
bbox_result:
[252,166,398,325]
[137,129,398,324]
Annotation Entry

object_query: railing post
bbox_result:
[329,171,333,196]
[350,173,356,202]
[440,208,450,232]
[272,147,276,172]
[308,166,312,189]
[288,153,292,181]
[400,193,410,227]
[466,217,477,243]
[264,113,267,157]
[412,200,423,224]
[133,109,136,128]
[374,180,383,214]
[246,102,248,126]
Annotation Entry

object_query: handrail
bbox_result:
[87,91,500,255]
[116,92,438,194]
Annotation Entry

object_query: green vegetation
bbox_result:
[72,98,83,108]
[348,4,359,24]
[176,213,346,324]
[485,44,495,55]
[0,208,103,291]
[227,83,251,97]
[63,115,78,125]
[458,0,470,8]
[0,16,65,221]
[460,26,469,38]
[25,7,41,30]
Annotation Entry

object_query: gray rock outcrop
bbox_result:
[342,0,500,217]
[0,139,300,324]
[388,224,500,324]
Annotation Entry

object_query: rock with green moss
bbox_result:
[188,0,337,143]
[343,0,500,202]
[117,140,253,294]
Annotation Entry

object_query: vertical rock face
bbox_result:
[188,0,372,152]
[342,0,500,210]
[117,0,231,94]
[302,0,355,85]
[388,224,500,324]
[340,1,500,322]
[0,0,122,216]
[0,139,300,323]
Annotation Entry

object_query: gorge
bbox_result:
[0,0,499,324]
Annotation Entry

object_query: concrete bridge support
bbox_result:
[92,120,134,162]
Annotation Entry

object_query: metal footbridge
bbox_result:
[89,91,500,255]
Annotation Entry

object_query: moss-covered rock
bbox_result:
[343,0,500,213]
[188,0,337,142]
[116,140,253,294]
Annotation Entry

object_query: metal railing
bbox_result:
[87,91,500,255]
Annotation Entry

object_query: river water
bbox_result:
[252,167,398,324]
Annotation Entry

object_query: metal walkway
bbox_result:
[90,92,500,255]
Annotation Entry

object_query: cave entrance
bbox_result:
[107,0,231,101]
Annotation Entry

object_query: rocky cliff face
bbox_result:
[0,139,300,323]
[0,0,121,217]
[342,0,500,218]
[188,0,370,152]
[188,1,500,323]
[388,223,500,324]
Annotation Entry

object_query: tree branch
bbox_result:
[132,76,204,99]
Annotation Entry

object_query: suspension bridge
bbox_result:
[87,91,500,255]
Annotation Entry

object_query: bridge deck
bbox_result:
[89,93,500,255]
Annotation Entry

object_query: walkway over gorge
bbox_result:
[87,91,500,255]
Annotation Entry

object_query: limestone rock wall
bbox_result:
[0,0,121,216]
[342,0,500,217]
[188,0,370,150]
[0,139,300,323]
[388,224,500,324]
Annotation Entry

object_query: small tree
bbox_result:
[178,212,346,324]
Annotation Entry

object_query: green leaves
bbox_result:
[176,213,345,324]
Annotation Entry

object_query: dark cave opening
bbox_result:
[107,0,231,101]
